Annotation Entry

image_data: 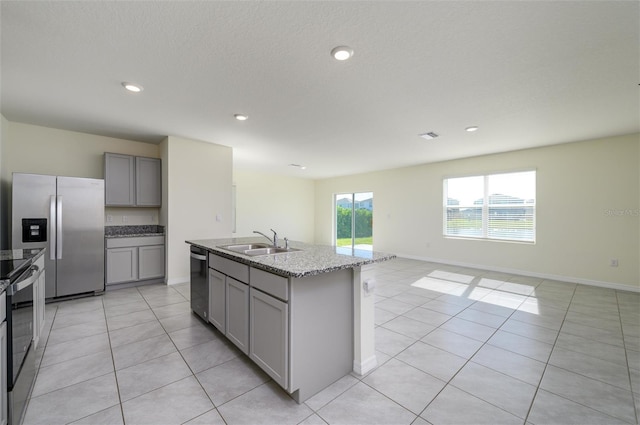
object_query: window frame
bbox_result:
[443,169,536,243]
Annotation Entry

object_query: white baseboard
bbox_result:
[353,355,378,376]
[166,276,189,286]
[395,252,640,293]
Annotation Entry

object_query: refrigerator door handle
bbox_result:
[49,195,56,260]
[56,195,63,259]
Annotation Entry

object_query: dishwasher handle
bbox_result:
[190,253,206,261]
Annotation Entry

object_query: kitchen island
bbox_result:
[186,237,395,403]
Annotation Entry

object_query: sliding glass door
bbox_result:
[335,192,373,250]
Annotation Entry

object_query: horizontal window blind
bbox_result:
[444,171,536,242]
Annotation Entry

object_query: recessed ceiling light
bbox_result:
[289,164,307,170]
[234,114,248,121]
[122,82,143,93]
[465,126,479,132]
[331,46,354,61]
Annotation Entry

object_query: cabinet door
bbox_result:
[32,267,46,349]
[105,153,135,206]
[38,270,45,336]
[249,288,288,389]
[106,247,138,284]
[226,277,249,354]
[1,321,7,425]
[135,157,161,207]
[208,269,226,332]
[138,245,165,280]
[32,279,39,348]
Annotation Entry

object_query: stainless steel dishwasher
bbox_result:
[190,246,208,321]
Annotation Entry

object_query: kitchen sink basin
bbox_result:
[243,247,301,256]
[218,243,301,256]
[218,243,271,253]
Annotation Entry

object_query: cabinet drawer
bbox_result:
[209,254,249,283]
[250,267,288,301]
[106,235,164,248]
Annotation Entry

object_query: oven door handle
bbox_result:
[190,253,207,261]
[7,266,42,296]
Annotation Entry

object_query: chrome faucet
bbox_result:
[253,229,278,247]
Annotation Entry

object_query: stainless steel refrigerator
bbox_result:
[12,173,105,298]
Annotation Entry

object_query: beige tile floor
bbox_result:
[22,258,640,425]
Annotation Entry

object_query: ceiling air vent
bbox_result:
[419,132,439,140]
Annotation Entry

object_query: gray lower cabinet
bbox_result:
[106,236,165,285]
[203,253,352,403]
[32,254,46,349]
[1,292,7,425]
[208,254,250,354]
[249,287,288,388]
[106,247,138,284]
[226,278,249,354]
[208,269,226,332]
[138,245,165,279]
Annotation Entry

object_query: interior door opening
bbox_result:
[335,192,373,251]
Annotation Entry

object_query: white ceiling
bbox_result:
[2,1,638,179]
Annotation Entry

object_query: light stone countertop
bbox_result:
[186,237,396,278]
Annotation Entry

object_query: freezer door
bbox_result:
[56,177,105,297]
[11,173,57,299]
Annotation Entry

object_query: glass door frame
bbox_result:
[334,192,373,250]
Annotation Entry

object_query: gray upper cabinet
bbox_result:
[104,153,161,207]
[135,156,162,206]
[105,153,135,206]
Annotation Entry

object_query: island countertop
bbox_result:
[186,237,395,278]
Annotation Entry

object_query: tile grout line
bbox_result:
[102,292,128,425]
[616,290,640,425]
[137,285,230,423]
[521,287,638,424]
[372,271,531,422]
[411,286,527,422]
[520,280,577,424]
[22,263,640,425]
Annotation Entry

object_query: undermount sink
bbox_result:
[219,243,271,253]
[218,243,301,256]
[244,247,301,256]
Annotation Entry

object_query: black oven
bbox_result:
[4,259,40,425]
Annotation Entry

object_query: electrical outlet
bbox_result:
[610,259,618,267]
[122,215,128,222]
[107,215,113,222]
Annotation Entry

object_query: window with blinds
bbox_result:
[444,170,536,243]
